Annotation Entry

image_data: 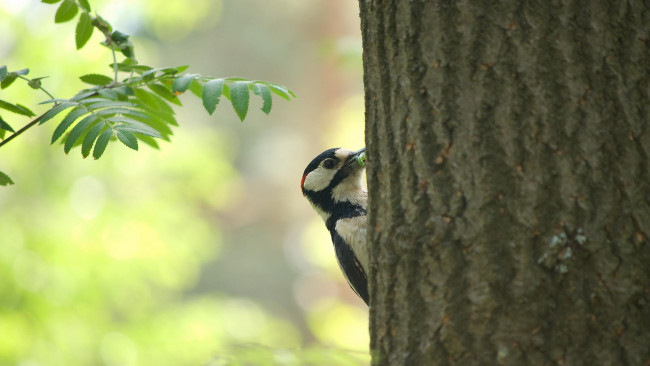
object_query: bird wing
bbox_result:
[331,229,369,305]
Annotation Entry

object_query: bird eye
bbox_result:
[322,158,337,169]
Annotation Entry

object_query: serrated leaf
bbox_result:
[116,130,138,150]
[81,122,105,158]
[0,116,14,132]
[54,0,78,23]
[267,84,294,101]
[0,100,34,117]
[133,89,176,123]
[113,86,134,96]
[93,129,112,159]
[202,79,224,115]
[86,100,136,110]
[112,119,162,138]
[0,171,14,186]
[135,134,160,149]
[172,74,198,94]
[230,81,250,121]
[64,113,96,153]
[0,66,7,81]
[188,79,203,98]
[1,73,17,89]
[93,107,144,117]
[78,0,91,11]
[75,12,93,49]
[39,102,75,125]
[148,84,181,105]
[253,83,273,114]
[51,107,90,143]
[80,73,113,86]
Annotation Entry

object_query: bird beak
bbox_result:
[346,147,367,168]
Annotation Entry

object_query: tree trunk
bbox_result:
[359,1,650,365]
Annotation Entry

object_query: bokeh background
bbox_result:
[0,0,368,364]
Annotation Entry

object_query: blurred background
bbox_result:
[0,0,368,365]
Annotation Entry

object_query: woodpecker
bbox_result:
[300,147,369,305]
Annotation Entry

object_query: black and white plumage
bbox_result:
[300,147,369,305]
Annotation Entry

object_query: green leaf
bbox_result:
[39,102,75,125]
[81,122,105,158]
[0,116,14,132]
[0,171,14,186]
[0,66,7,81]
[253,83,273,114]
[267,84,295,101]
[85,100,135,110]
[54,0,78,23]
[94,107,146,118]
[175,65,190,73]
[78,0,91,11]
[188,79,203,98]
[0,100,35,117]
[202,79,224,115]
[172,74,198,94]
[148,84,181,106]
[14,68,29,76]
[135,134,160,149]
[93,129,112,159]
[116,130,138,150]
[28,76,48,89]
[110,117,162,138]
[1,73,17,89]
[41,0,62,3]
[75,11,93,49]
[64,113,96,153]
[80,73,113,86]
[51,107,90,143]
[230,81,250,121]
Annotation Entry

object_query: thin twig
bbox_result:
[17,75,56,100]
[0,113,45,148]
[112,49,119,82]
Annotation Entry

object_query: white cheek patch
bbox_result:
[302,167,336,192]
[331,170,367,206]
[335,215,369,272]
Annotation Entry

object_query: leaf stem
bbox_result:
[0,113,44,149]
[112,49,119,82]
[17,75,56,100]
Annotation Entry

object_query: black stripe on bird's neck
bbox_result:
[325,201,366,232]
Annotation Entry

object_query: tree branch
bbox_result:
[0,113,45,148]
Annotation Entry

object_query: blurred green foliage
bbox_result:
[0,0,369,365]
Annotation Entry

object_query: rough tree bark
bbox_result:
[359,1,650,365]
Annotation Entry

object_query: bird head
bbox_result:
[301,147,367,219]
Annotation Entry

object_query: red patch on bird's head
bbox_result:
[300,173,307,194]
